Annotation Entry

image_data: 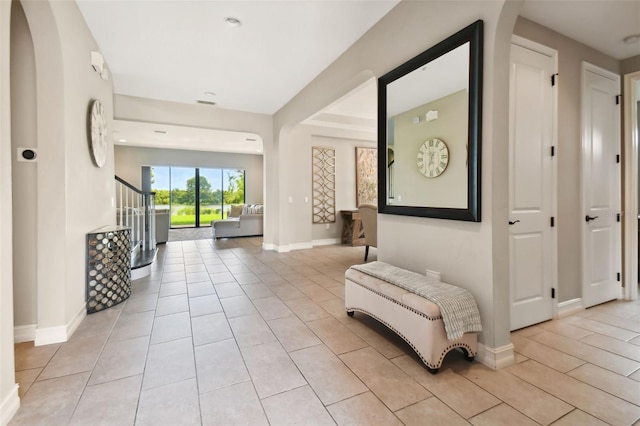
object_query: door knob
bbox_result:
[585,215,599,222]
[508,220,520,225]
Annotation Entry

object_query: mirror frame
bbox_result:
[377,20,483,222]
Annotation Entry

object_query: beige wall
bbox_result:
[10,2,37,329]
[114,95,274,240]
[622,55,640,76]
[273,0,520,350]
[513,17,621,302]
[281,125,376,246]
[15,0,115,344]
[392,90,468,208]
[114,146,264,205]
[1,0,19,422]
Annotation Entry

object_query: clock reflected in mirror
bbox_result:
[417,138,449,178]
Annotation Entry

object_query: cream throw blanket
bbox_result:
[351,261,482,340]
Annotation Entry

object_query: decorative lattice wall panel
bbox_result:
[312,147,336,224]
[86,226,131,314]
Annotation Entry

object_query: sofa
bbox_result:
[212,204,263,239]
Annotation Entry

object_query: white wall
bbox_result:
[114,145,264,205]
[513,17,621,303]
[1,1,19,423]
[272,1,518,353]
[17,0,114,344]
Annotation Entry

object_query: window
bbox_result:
[150,167,246,228]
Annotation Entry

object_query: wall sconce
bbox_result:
[426,110,439,122]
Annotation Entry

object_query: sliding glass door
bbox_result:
[170,167,197,228]
[199,168,223,227]
[150,166,245,228]
[223,169,245,218]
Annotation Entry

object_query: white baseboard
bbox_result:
[262,242,276,251]
[67,304,86,338]
[131,264,151,281]
[555,298,584,319]
[14,324,36,343]
[290,242,313,251]
[263,239,340,251]
[312,238,341,246]
[476,342,515,370]
[0,384,20,426]
[34,304,86,346]
[262,242,292,253]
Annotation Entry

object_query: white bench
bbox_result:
[345,262,480,373]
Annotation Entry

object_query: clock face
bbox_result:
[89,99,107,168]
[417,138,449,178]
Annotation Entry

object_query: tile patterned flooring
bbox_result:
[10,237,640,425]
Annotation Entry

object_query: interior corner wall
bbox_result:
[10,0,37,330]
[1,0,19,423]
[274,1,513,349]
[513,17,621,303]
[621,55,640,76]
[20,0,114,341]
[114,145,264,205]
[280,125,376,246]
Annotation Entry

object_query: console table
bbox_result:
[340,210,365,246]
[86,226,131,314]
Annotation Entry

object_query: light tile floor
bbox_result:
[10,237,640,425]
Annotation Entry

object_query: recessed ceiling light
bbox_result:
[225,17,241,27]
[623,34,640,45]
[204,91,216,97]
[118,139,127,143]
[197,100,217,106]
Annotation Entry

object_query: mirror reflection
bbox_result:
[377,20,482,222]
[387,42,469,208]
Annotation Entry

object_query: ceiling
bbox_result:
[77,1,640,153]
[76,0,399,115]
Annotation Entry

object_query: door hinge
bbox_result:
[617,213,621,222]
[551,146,555,157]
[550,217,555,227]
[617,272,621,282]
[551,73,559,86]
[615,95,621,105]
[551,288,556,299]
[616,154,620,163]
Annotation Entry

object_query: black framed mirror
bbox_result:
[377,20,483,222]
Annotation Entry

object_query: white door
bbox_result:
[509,39,556,331]
[582,63,621,308]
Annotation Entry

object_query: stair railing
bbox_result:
[115,175,156,253]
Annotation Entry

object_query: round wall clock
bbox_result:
[89,99,107,168]
[417,138,449,178]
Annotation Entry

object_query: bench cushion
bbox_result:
[350,261,482,340]
[346,269,440,317]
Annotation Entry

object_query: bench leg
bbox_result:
[462,348,475,362]
[347,311,354,317]
[364,246,370,262]
[427,367,439,375]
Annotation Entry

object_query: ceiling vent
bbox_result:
[197,100,217,106]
